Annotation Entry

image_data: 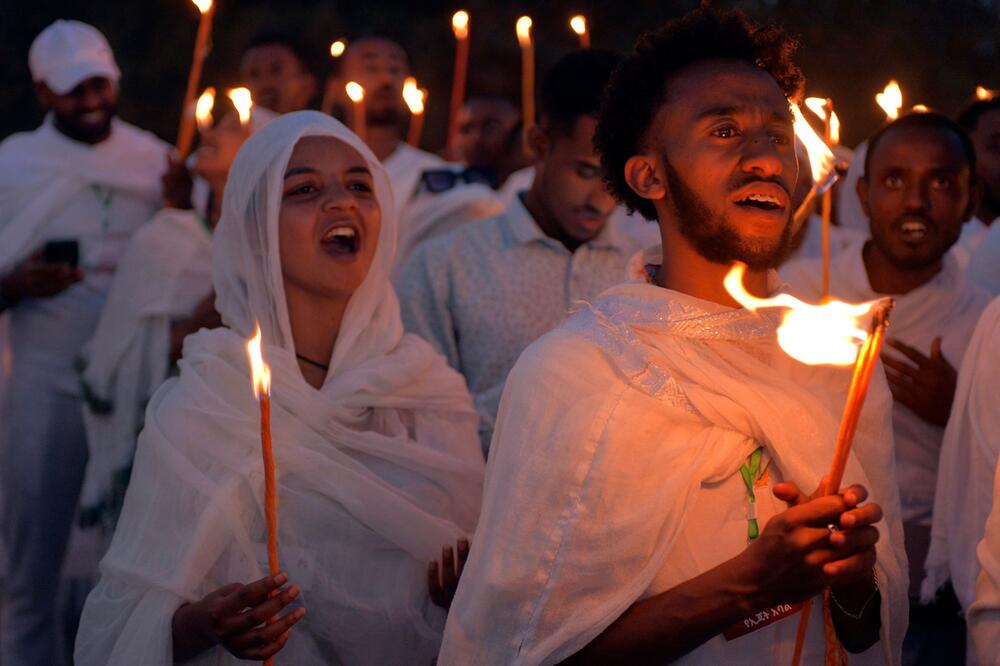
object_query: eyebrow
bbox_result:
[284,165,372,179]
[695,105,792,124]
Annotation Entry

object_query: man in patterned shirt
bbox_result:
[397,49,640,453]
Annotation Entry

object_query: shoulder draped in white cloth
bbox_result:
[74,111,485,665]
[0,115,167,276]
[923,296,1000,613]
[439,245,908,665]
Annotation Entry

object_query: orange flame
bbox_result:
[791,104,835,184]
[192,0,212,13]
[246,323,272,399]
[829,111,840,145]
[912,104,929,112]
[516,16,533,48]
[402,77,425,114]
[329,39,346,58]
[452,10,470,39]
[226,87,253,128]
[876,80,903,120]
[195,87,215,131]
[804,97,828,120]
[346,81,365,103]
[570,15,587,36]
[724,263,874,366]
[976,85,996,101]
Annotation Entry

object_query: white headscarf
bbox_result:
[75,112,484,665]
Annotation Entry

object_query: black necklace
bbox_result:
[296,353,329,371]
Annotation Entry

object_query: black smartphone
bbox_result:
[42,239,80,268]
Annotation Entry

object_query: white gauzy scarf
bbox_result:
[441,246,907,665]
[74,112,485,665]
[923,296,1000,611]
[0,115,167,276]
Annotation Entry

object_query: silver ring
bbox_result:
[827,523,840,533]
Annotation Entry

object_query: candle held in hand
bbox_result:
[246,323,279,666]
[345,81,366,143]
[176,0,215,160]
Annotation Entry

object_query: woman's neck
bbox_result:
[284,286,349,389]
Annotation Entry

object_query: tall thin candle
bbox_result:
[345,81,366,143]
[176,0,215,159]
[516,16,535,152]
[447,11,470,151]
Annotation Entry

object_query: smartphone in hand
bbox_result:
[42,239,80,268]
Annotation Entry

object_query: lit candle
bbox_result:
[403,77,426,147]
[570,15,590,48]
[793,102,839,300]
[447,11,470,151]
[176,0,215,159]
[976,85,996,101]
[227,87,253,130]
[516,16,535,151]
[195,86,215,132]
[875,80,903,121]
[320,39,348,115]
[912,104,929,112]
[724,264,895,666]
[245,323,280,666]
[345,81,366,143]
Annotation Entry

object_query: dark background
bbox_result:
[1,0,997,151]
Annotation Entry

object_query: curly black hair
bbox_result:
[594,7,805,220]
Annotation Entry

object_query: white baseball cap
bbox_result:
[28,20,121,95]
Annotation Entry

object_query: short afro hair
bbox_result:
[957,97,1000,134]
[595,7,804,220]
[864,111,976,179]
[539,49,622,135]
[244,31,314,76]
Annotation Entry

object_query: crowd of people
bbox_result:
[0,6,998,665]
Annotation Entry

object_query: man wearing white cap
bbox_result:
[0,20,168,666]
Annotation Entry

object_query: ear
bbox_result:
[856,174,871,218]
[624,153,667,206]
[525,123,548,162]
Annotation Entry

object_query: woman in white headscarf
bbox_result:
[74,111,485,665]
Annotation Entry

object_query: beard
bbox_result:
[53,102,117,144]
[663,158,794,271]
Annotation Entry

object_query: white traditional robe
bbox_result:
[967,221,1000,296]
[77,208,213,531]
[439,245,908,665]
[970,460,1000,664]
[74,112,485,665]
[782,241,990,530]
[0,115,167,666]
[923,297,1000,615]
[953,218,991,270]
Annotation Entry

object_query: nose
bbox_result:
[77,86,104,111]
[739,130,784,180]
[321,181,359,212]
[902,178,929,212]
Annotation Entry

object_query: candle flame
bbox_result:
[570,15,587,36]
[191,0,212,13]
[195,87,215,131]
[246,323,271,399]
[346,81,365,103]
[452,10,470,39]
[402,77,425,114]
[330,39,347,58]
[724,263,873,366]
[829,111,841,144]
[791,104,835,184]
[912,104,929,112]
[976,85,996,101]
[876,80,903,120]
[804,96,828,120]
[227,87,253,127]
[516,16,533,48]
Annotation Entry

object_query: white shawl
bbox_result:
[77,208,213,530]
[0,115,167,276]
[74,112,485,665]
[924,297,1000,611]
[440,246,907,665]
